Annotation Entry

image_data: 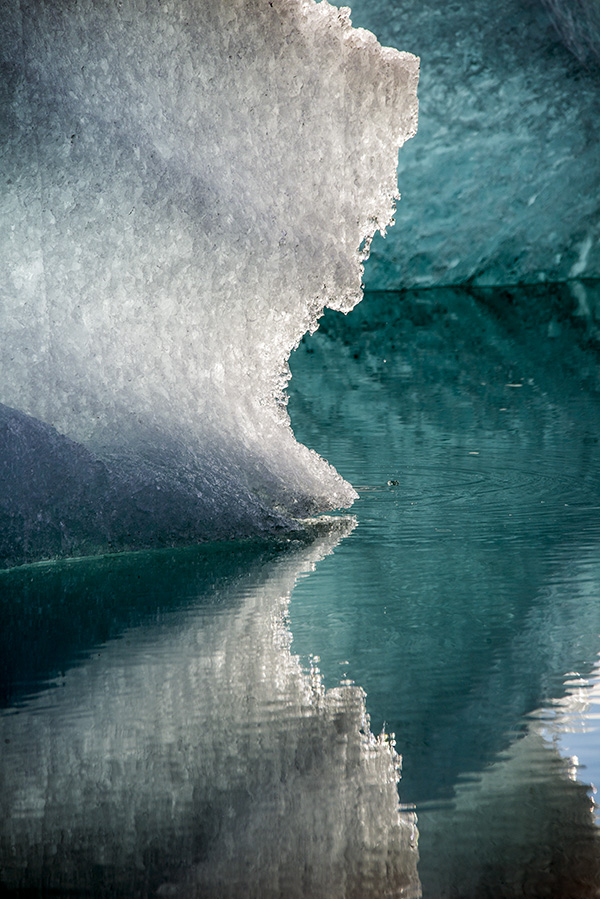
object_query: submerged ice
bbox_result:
[0,0,418,566]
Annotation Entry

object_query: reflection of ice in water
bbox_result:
[531,558,600,822]
[419,721,600,899]
[539,663,600,821]
[386,548,600,899]
[418,557,600,898]
[0,522,419,898]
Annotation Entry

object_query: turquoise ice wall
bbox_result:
[344,0,600,288]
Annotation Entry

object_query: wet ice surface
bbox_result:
[3,286,600,898]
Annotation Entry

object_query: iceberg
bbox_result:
[0,0,418,566]
[346,0,600,289]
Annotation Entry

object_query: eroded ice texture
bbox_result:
[542,0,600,65]
[0,0,419,565]
[346,0,600,288]
[0,525,420,898]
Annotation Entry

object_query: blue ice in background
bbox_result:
[346,0,600,289]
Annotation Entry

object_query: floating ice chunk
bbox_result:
[0,0,418,565]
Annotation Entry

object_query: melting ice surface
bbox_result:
[0,0,418,567]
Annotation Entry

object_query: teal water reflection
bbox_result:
[1,540,284,707]
[288,284,600,897]
[2,284,600,898]
[0,522,418,898]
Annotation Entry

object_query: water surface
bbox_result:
[288,284,600,897]
[0,525,418,898]
[2,284,600,898]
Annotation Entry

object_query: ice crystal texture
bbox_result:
[0,0,418,565]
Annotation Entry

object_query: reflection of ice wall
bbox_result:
[421,725,600,899]
[288,294,600,897]
[0,525,419,898]
[535,558,600,822]
[290,286,600,805]
[344,0,600,289]
[420,559,600,897]
[0,0,418,565]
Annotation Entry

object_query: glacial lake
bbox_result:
[2,285,600,898]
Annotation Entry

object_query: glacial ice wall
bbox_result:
[346,0,600,288]
[0,0,418,565]
[541,0,600,66]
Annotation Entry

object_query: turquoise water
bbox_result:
[288,285,600,897]
[2,286,600,897]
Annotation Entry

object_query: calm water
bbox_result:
[2,286,600,897]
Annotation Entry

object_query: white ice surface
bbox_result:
[0,0,418,564]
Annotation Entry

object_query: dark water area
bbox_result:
[2,284,600,897]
